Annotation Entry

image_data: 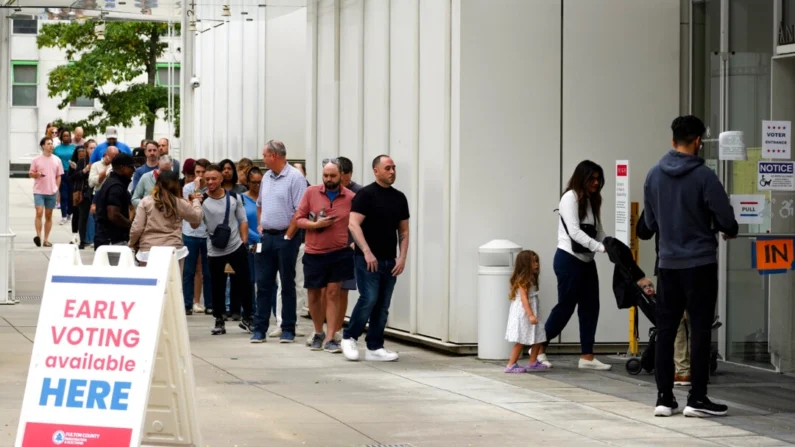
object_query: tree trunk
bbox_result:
[145,26,160,140]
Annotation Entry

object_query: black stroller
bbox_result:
[604,236,720,376]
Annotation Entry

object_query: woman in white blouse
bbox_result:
[539,160,612,371]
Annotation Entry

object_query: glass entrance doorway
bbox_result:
[691,0,794,372]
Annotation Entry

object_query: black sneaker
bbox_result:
[654,393,679,417]
[238,318,253,333]
[684,395,728,417]
[186,308,193,316]
[211,318,226,335]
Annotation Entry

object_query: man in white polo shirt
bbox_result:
[251,140,307,344]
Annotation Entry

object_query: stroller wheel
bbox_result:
[626,358,642,375]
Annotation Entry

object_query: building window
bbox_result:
[155,63,181,92]
[12,18,38,34]
[70,97,95,108]
[11,61,38,107]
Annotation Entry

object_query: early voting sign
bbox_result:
[16,245,201,447]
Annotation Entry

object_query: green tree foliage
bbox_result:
[37,21,180,139]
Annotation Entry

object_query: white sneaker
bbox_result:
[268,328,283,338]
[578,358,612,371]
[59,217,67,225]
[193,303,206,313]
[365,348,399,362]
[341,338,359,361]
[537,353,553,368]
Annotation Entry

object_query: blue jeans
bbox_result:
[253,233,300,333]
[247,249,278,315]
[544,249,600,354]
[85,212,95,243]
[343,256,397,351]
[182,235,211,311]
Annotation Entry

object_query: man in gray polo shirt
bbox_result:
[252,140,307,343]
[200,164,254,336]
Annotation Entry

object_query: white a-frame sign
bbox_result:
[16,245,202,447]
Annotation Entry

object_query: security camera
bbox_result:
[190,76,200,88]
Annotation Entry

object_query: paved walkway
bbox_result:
[1,179,793,446]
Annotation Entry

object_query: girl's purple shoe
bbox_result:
[504,363,527,374]
[525,360,549,372]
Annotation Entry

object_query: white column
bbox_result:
[180,5,196,160]
[306,0,319,180]
[0,8,16,305]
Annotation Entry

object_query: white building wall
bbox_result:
[308,0,679,345]
[8,24,181,164]
[191,3,306,163]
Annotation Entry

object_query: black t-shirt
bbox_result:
[351,182,410,260]
[95,172,132,244]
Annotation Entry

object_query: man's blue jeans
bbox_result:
[182,235,211,310]
[254,233,300,333]
[343,256,397,351]
[247,249,277,316]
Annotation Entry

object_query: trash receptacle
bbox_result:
[477,239,522,360]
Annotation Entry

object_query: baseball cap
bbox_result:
[132,147,146,159]
[111,153,135,169]
[182,158,196,175]
[105,127,119,139]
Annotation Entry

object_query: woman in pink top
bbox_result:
[129,170,203,269]
[29,137,64,247]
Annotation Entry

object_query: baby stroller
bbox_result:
[604,237,720,376]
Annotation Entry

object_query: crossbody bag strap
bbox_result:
[223,191,231,225]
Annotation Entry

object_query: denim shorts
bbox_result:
[303,248,354,289]
[34,193,57,209]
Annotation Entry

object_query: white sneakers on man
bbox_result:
[341,338,399,362]
[341,338,359,361]
[537,353,553,368]
[578,358,612,370]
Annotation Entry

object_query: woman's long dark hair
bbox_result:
[70,145,86,163]
[564,160,605,222]
[219,159,238,186]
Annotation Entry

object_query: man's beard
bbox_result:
[324,181,340,190]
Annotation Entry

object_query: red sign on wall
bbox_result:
[617,164,628,176]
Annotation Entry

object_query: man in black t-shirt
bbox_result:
[94,153,136,263]
[342,155,410,362]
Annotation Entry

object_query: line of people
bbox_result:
[31,130,412,362]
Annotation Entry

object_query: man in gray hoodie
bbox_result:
[644,115,738,418]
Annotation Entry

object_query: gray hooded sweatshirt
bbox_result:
[643,150,738,270]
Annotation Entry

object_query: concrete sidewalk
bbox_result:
[1,179,793,446]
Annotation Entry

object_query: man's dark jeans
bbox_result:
[254,232,300,333]
[343,256,397,351]
[183,235,211,311]
[208,244,253,320]
[655,263,718,399]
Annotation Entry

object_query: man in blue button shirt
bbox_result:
[90,127,131,164]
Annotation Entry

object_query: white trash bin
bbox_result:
[477,239,522,360]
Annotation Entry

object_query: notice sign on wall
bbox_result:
[758,161,795,191]
[762,120,791,159]
[719,131,747,161]
[730,194,766,225]
[615,160,630,246]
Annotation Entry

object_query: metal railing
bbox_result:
[0,231,17,305]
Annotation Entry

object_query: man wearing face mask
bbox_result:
[644,115,738,418]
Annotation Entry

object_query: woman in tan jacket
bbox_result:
[130,170,203,268]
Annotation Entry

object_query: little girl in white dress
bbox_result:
[504,250,548,373]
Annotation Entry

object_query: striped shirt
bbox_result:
[258,163,307,230]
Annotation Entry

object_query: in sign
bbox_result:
[617,165,628,177]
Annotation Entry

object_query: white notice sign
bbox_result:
[758,161,795,191]
[719,131,747,161]
[730,194,766,225]
[615,160,630,246]
[762,120,791,159]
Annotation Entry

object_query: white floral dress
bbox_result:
[505,287,547,345]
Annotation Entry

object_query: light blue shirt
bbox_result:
[90,141,132,164]
[182,182,208,237]
[257,163,307,231]
[242,194,260,244]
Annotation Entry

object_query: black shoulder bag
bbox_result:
[210,192,232,249]
[557,202,598,254]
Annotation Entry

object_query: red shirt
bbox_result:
[295,185,355,254]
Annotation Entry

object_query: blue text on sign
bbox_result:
[38,377,131,410]
[759,162,794,174]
